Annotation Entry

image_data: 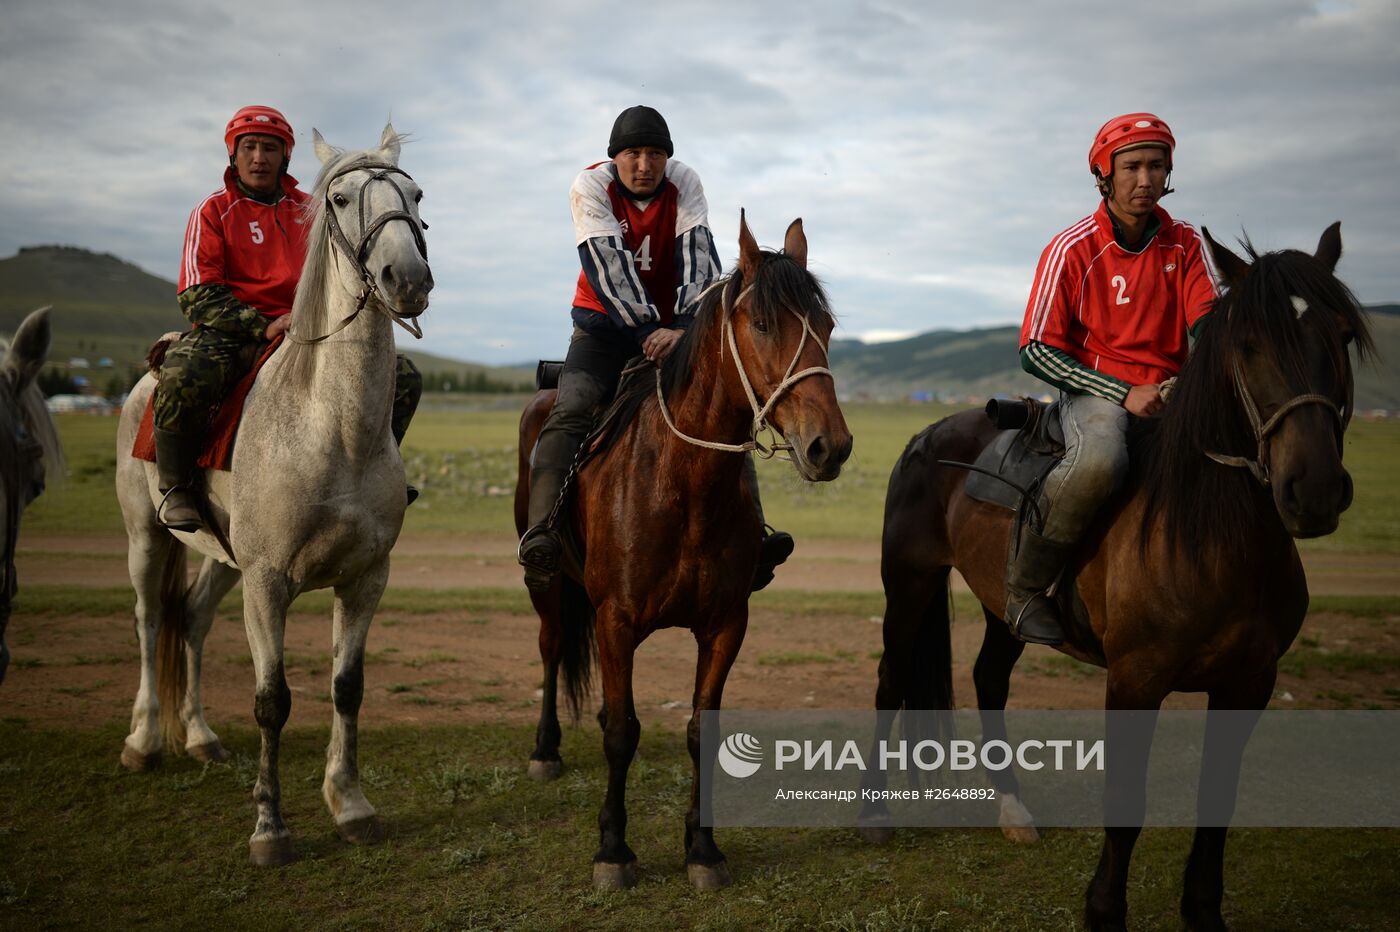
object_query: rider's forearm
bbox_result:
[1020,342,1130,406]
[177,283,269,338]
[672,225,721,321]
[577,237,660,331]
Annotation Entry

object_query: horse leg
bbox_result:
[121,528,176,772]
[1084,675,1167,932]
[592,617,640,889]
[684,618,747,890]
[180,557,240,763]
[322,562,389,846]
[860,564,955,842]
[974,606,1037,843]
[1180,670,1276,932]
[242,573,295,866]
[528,589,564,781]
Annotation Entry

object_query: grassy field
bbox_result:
[23,398,1400,551]
[1,721,1396,931]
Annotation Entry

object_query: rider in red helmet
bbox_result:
[1009,113,1218,644]
[152,106,422,531]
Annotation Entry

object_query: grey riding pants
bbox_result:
[1038,391,1130,544]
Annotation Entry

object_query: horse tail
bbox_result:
[558,575,596,721]
[155,541,189,751]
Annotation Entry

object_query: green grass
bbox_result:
[25,403,1400,550]
[0,720,1394,930]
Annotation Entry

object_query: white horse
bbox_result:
[1,307,65,684]
[115,125,432,865]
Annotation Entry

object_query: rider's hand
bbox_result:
[264,316,291,340]
[642,327,683,363]
[1124,383,1165,417]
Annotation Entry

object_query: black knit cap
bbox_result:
[607,105,673,158]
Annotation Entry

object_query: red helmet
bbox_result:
[1088,112,1174,180]
[224,105,295,158]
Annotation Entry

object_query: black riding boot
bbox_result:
[1004,525,1070,645]
[153,427,204,533]
[392,420,418,506]
[519,467,568,593]
[745,454,794,592]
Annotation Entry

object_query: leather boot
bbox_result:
[1004,525,1070,645]
[745,454,794,592]
[391,422,418,507]
[153,427,204,533]
[518,467,568,593]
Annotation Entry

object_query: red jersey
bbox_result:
[179,168,311,318]
[1020,202,1217,386]
[570,160,709,326]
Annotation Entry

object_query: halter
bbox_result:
[654,274,834,461]
[1205,357,1345,487]
[287,162,429,345]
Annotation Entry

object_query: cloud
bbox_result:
[2,0,1396,363]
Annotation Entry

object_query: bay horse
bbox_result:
[1,307,64,684]
[114,125,432,865]
[871,223,1370,931]
[515,214,852,890]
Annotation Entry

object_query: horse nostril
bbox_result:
[381,265,395,286]
[806,435,828,468]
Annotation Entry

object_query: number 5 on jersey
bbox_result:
[249,221,265,245]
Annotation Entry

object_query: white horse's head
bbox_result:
[310,123,434,319]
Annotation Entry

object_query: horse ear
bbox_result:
[380,123,400,164]
[313,129,335,165]
[1203,226,1249,288]
[3,306,52,395]
[1315,221,1342,272]
[738,209,761,276]
[783,218,807,269]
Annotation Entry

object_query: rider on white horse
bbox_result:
[153,105,422,531]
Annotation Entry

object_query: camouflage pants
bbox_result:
[152,327,422,443]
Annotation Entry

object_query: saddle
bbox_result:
[131,333,284,471]
[963,397,1065,528]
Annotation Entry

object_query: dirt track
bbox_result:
[7,534,1399,736]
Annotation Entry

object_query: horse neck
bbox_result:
[657,320,757,467]
[295,284,399,461]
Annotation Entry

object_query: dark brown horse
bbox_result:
[871,224,1370,931]
[515,213,852,890]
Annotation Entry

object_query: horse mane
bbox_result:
[1136,240,1373,562]
[586,250,833,460]
[280,135,406,390]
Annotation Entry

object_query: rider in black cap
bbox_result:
[518,105,795,594]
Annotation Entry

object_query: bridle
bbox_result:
[653,273,834,461]
[287,162,429,345]
[1206,356,1348,488]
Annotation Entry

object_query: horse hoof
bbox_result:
[1001,823,1040,844]
[336,814,385,845]
[527,759,562,782]
[188,740,230,764]
[688,861,732,891]
[592,860,637,890]
[120,744,161,772]
[249,835,295,867]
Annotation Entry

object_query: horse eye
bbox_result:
[331,193,349,208]
[414,191,423,204]
[753,319,769,334]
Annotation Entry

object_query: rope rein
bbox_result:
[652,275,833,459]
[1205,358,1343,487]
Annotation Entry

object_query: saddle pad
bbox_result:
[963,399,1065,513]
[131,334,284,472]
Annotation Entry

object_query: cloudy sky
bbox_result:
[3,0,1396,364]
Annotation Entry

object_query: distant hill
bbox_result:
[0,245,532,390]
[830,306,1398,411]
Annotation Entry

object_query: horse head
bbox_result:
[1,307,56,513]
[724,211,853,481]
[1203,223,1372,538]
[311,123,434,322]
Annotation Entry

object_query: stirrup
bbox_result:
[157,485,203,533]
[1007,592,1065,646]
[518,526,560,593]
[752,526,795,592]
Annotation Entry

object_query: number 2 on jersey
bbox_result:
[1111,274,1131,305]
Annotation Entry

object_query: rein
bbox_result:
[287,163,429,345]
[1205,357,1344,487]
[653,276,834,460]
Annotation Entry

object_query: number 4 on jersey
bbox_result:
[634,235,652,271]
